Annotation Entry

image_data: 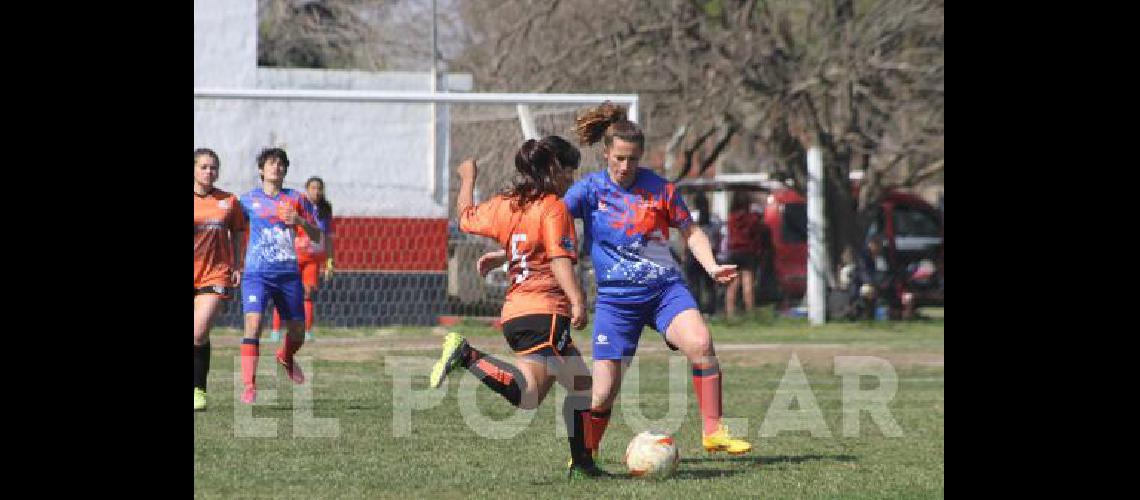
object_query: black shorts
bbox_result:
[194,285,232,299]
[502,314,574,357]
[727,251,759,270]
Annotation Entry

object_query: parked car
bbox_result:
[676,175,943,307]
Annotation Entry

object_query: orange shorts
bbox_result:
[298,258,320,288]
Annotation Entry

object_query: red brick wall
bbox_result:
[332,217,448,271]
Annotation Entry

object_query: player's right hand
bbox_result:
[570,302,588,330]
[277,202,300,225]
[457,158,478,181]
[476,250,507,276]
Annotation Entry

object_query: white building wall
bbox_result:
[194,0,256,87]
[194,0,472,217]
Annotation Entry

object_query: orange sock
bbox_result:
[692,362,723,435]
[304,299,314,332]
[240,338,260,388]
[466,355,524,406]
[271,310,281,332]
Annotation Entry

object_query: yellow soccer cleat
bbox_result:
[702,424,753,455]
[429,332,467,389]
[194,388,207,411]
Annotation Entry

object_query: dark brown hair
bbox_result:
[194,148,220,168]
[574,101,644,149]
[503,137,578,210]
[305,176,333,220]
[730,191,752,212]
[256,147,289,181]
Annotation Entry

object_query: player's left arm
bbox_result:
[476,250,508,277]
[229,196,248,285]
[544,202,587,328]
[670,185,736,284]
[292,196,323,244]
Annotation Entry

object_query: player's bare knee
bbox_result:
[682,333,713,359]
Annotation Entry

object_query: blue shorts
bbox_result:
[241,272,305,321]
[591,281,699,360]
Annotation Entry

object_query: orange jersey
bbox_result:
[459,194,578,322]
[194,189,246,288]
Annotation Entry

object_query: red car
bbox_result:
[677,176,943,306]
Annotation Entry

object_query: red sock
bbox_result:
[279,332,305,362]
[583,407,611,455]
[692,362,723,435]
[271,310,281,332]
[240,339,260,388]
[304,299,314,332]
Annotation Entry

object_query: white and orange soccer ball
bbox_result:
[624,430,680,478]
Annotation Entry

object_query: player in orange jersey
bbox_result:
[193,148,247,411]
[270,176,335,342]
[428,136,606,478]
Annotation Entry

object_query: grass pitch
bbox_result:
[195,315,944,499]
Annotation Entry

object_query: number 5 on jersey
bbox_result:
[510,233,529,283]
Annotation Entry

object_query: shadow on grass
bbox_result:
[526,454,857,484]
[680,454,857,466]
[527,466,751,485]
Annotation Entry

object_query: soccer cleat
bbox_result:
[194,388,207,411]
[240,386,256,405]
[429,332,467,389]
[305,331,314,341]
[276,352,306,384]
[268,331,281,342]
[702,424,753,455]
[566,459,611,479]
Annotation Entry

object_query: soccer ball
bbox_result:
[624,430,680,478]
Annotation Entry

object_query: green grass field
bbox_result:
[194,314,944,499]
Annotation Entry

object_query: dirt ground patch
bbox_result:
[210,335,942,368]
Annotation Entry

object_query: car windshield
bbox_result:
[893,206,940,238]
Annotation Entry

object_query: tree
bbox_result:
[253,0,944,277]
[452,0,944,273]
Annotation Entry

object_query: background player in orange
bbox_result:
[428,136,606,478]
[194,148,246,411]
[270,176,335,342]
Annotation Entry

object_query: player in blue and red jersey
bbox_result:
[475,105,754,459]
[565,103,753,457]
[237,148,326,404]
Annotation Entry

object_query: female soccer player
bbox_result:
[194,148,246,411]
[567,103,752,456]
[479,103,754,457]
[237,148,326,404]
[270,176,335,342]
[428,136,606,478]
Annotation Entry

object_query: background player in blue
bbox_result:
[236,148,325,404]
[565,102,753,457]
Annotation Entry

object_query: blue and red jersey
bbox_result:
[239,187,324,275]
[563,168,692,300]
